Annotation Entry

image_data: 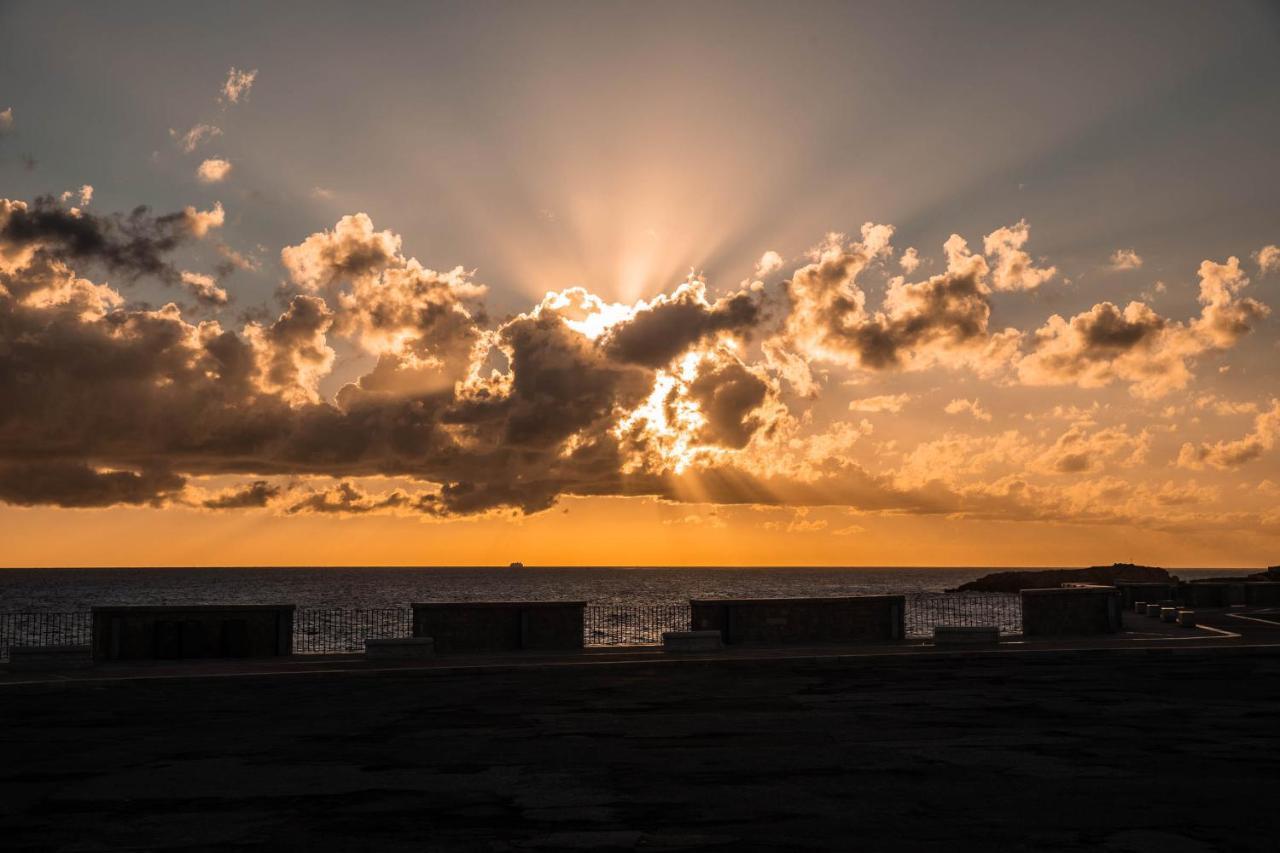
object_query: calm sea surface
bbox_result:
[0,566,1248,611]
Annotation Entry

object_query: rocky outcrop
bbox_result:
[954,563,1172,593]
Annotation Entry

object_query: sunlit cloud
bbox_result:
[196,158,232,183]
[219,66,257,104]
[1109,248,1143,270]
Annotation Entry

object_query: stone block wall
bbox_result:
[689,596,905,645]
[1020,587,1120,637]
[92,605,294,661]
[411,602,585,653]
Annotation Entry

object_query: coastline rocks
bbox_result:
[954,563,1171,593]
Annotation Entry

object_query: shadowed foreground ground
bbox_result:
[2,650,1278,851]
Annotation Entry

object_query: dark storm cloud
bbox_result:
[0,196,217,283]
[686,359,769,449]
[4,203,1267,519]
[202,480,281,509]
[0,462,184,508]
[602,284,761,367]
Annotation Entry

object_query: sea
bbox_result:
[0,566,1249,612]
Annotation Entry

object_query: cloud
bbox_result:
[0,463,183,508]
[1256,245,1280,275]
[202,480,281,509]
[1109,248,1143,270]
[899,247,920,273]
[1018,256,1268,398]
[1192,394,1258,416]
[944,398,991,422]
[600,278,761,368]
[219,67,258,104]
[285,481,424,515]
[282,212,401,290]
[2,198,1276,528]
[1039,424,1150,474]
[0,108,12,135]
[196,158,232,183]
[983,220,1056,291]
[180,270,229,305]
[183,201,224,237]
[1178,401,1280,470]
[848,394,911,414]
[170,123,222,153]
[1,196,220,284]
[310,186,335,200]
[754,250,783,278]
[782,227,1020,375]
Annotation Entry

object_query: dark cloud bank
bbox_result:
[0,199,1269,518]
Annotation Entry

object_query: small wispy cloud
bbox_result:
[1255,244,1280,276]
[170,123,222,153]
[848,393,911,414]
[197,158,232,183]
[219,67,258,104]
[1110,248,1143,270]
[944,398,992,422]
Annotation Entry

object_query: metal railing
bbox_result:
[584,604,691,646]
[904,593,1022,637]
[293,608,414,654]
[0,612,92,661]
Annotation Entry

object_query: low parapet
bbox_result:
[411,601,586,653]
[91,605,295,661]
[689,595,905,645]
[1021,587,1121,637]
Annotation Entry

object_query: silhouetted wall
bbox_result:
[1243,583,1280,606]
[412,602,585,653]
[689,596,905,645]
[1114,582,1178,608]
[92,605,294,662]
[1183,583,1232,607]
[1020,587,1120,636]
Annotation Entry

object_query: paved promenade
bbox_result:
[2,610,1279,851]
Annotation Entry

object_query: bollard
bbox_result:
[1160,607,1178,623]
[1177,610,1196,628]
[1146,603,1163,617]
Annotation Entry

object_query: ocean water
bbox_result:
[0,566,1249,612]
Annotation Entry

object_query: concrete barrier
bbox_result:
[1021,587,1121,637]
[1160,607,1178,623]
[91,605,294,662]
[1145,603,1163,617]
[688,596,905,645]
[411,602,585,653]
[6,644,94,671]
[1176,610,1196,628]
[933,626,999,647]
[365,637,434,660]
[662,631,723,653]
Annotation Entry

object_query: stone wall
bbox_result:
[92,605,294,661]
[1114,582,1178,608]
[1020,587,1121,637]
[689,596,905,645]
[411,602,585,653]
[1243,583,1280,606]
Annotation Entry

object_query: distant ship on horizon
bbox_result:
[509,561,525,569]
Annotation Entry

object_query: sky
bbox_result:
[1,1,1279,567]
